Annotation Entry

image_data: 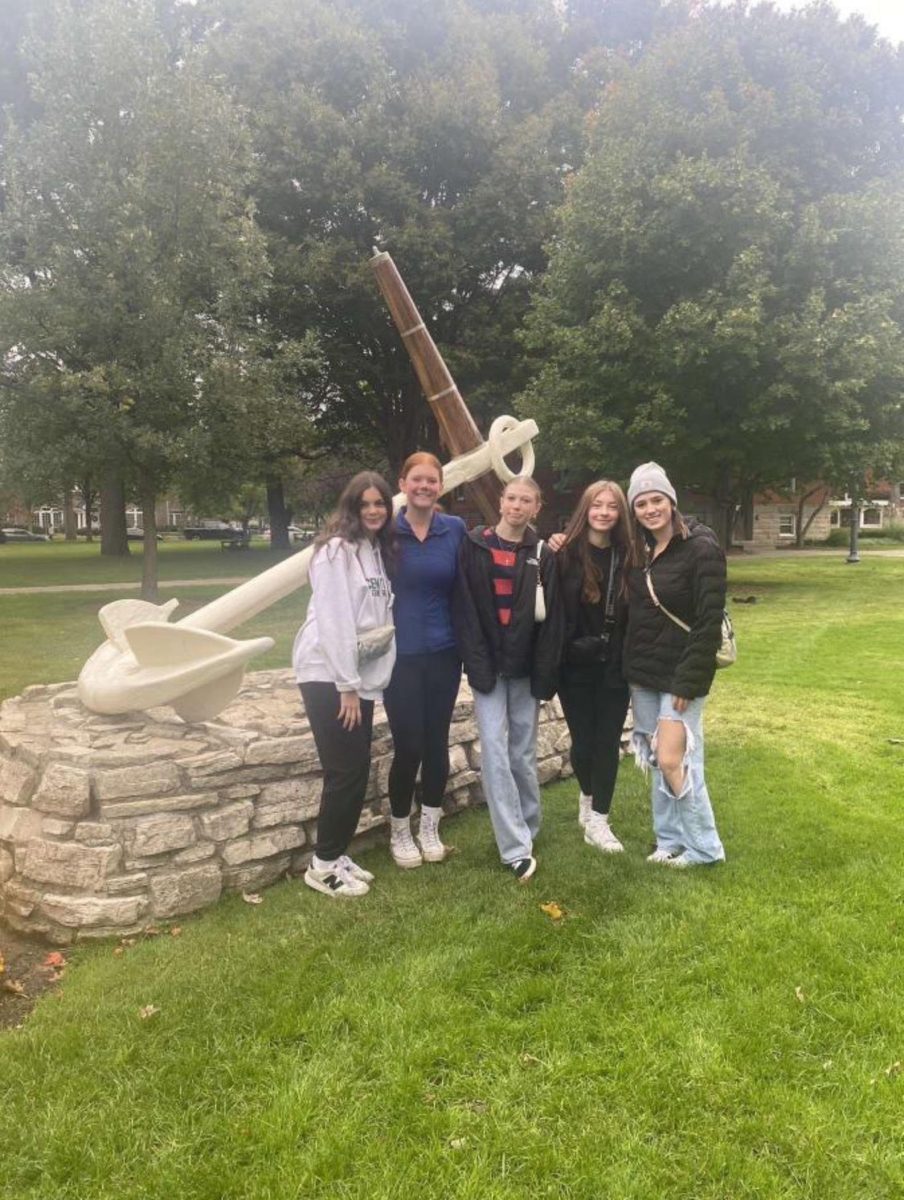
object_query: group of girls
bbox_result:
[292,454,725,899]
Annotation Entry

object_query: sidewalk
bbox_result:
[0,577,250,596]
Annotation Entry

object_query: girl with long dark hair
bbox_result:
[623,462,726,868]
[293,471,397,898]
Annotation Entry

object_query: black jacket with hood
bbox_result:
[453,525,561,699]
[622,518,726,699]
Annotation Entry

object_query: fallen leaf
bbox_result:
[448,1137,467,1150]
[0,951,5,977]
[170,926,183,937]
[794,986,806,1003]
[44,951,66,969]
[540,901,566,922]
[884,1061,902,1078]
[242,891,264,905]
[138,1004,160,1020]
[520,1052,542,1066]
[121,937,136,949]
[2,979,27,997]
[112,946,125,958]
[143,925,162,937]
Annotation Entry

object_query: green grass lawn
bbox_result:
[0,537,282,589]
[1,557,903,1198]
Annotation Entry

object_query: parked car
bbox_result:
[183,520,241,541]
[1,527,52,542]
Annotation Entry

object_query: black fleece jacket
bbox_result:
[622,519,726,699]
[453,525,561,698]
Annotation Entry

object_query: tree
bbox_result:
[519,2,904,543]
[0,0,270,594]
[201,0,598,481]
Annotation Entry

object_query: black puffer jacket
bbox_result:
[623,519,726,699]
[453,526,561,698]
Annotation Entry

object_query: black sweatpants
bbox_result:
[558,669,630,816]
[299,682,375,862]
[382,648,462,818]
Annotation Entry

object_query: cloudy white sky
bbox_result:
[769,0,904,44]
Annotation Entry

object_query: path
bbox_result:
[0,577,251,596]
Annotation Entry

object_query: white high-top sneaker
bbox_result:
[584,811,624,854]
[578,792,593,828]
[417,805,451,863]
[389,816,423,869]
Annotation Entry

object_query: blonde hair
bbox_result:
[503,474,542,500]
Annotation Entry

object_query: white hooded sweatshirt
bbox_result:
[292,536,396,700]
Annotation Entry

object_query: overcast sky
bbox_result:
[768,0,904,45]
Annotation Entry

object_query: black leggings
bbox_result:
[558,669,630,815]
[299,683,375,861]
[382,648,462,818]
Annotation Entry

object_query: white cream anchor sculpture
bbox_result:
[76,414,538,722]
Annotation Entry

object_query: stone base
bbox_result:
[0,670,574,942]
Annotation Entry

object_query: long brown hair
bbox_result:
[315,471,396,567]
[560,480,630,603]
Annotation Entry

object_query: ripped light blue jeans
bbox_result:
[631,688,725,865]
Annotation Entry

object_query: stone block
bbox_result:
[536,727,560,760]
[171,843,216,865]
[199,800,253,841]
[0,846,13,884]
[448,744,469,776]
[149,862,222,918]
[3,880,42,917]
[468,740,482,770]
[257,778,321,821]
[251,797,309,830]
[244,735,319,768]
[537,755,562,785]
[100,791,217,819]
[31,763,92,817]
[104,872,149,896]
[184,750,244,779]
[41,817,76,838]
[130,814,196,857]
[0,757,37,804]
[93,762,182,801]
[40,894,146,929]
[21,838,121,889]
[0,804,43,843]
[74,822,116,845]
[221,826,305,866]
[221,854,291,892]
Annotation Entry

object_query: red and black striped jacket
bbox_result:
[453,525,561,698]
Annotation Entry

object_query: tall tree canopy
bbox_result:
[519,1,904,541]
[0,0,271,585]
[202,0,628,471]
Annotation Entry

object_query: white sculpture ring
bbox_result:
[487,414,536,484]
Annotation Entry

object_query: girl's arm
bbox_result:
[671,542,726,700]
[309,542,363,696]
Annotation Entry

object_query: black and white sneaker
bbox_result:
[510,856,537,884]
[304,859,370,898]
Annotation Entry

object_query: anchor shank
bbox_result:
[370,251,501,523]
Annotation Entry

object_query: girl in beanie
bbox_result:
[623,462,726,868]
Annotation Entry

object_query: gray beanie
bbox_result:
[627,461,677,508]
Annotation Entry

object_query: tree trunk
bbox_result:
[100,474,130,556]
[267,476,291,551]
[82,478,95,542]
[141,483,159,601]
[62,488,78,542]
[795,485,828,548]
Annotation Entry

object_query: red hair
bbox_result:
[399,451,443,481]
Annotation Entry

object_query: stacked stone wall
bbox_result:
[0,670,572,942]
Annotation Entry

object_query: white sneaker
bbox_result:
[578,793,592,828]
[390,817,423,869]
[338,855,375,884]
[304,859,369,898]
[511,856,537,883]
[647,847,680,864]
[417,806,451,863]
[584,813,624,854]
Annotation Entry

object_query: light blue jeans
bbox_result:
[473,676,542,865]
[631,688,725,864]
